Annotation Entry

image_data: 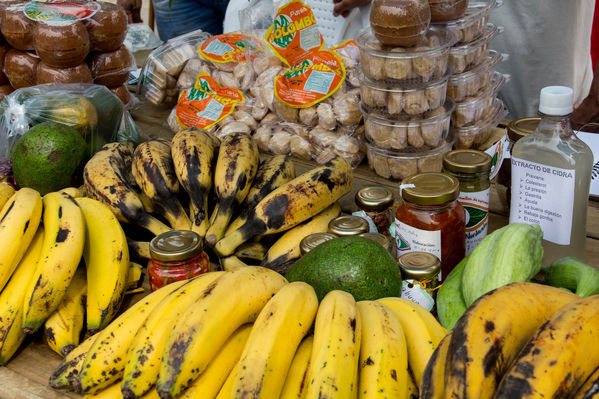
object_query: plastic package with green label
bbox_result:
[0,83,141,159]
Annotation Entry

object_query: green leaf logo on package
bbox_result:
[396,233,411,251]
[464,205,488,230]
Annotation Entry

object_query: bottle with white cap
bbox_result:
[509,86,593,264]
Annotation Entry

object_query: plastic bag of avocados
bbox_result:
[0,83,141,159]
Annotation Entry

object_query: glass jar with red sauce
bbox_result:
[394,172,466,280]
[148,230,210,291]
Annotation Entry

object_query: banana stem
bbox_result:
[205,205,234,247]
[127,239,151,259]
[190,202,209,238]
[159,199,191,230]
[214,228,248,257]
[225,214,247,237]
[137,214,171,236]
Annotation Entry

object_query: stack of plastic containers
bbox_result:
[356,25,457,180]
[436,0,509,149]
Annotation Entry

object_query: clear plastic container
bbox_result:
[360,74,448,118]
[446,50,502,102]
[365,136,454,180]
[448,23,499,74]
[361,99,454,150]
[429,0,468,23]
[452,98,508,149]
[356,26,455,83]
[433,0,499,44]
[452,72,505,127]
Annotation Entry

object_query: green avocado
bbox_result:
[285,236,402,301]
[11,121,87,195]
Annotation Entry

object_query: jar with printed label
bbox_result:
[398,251,441,312]
[443,149,492,255]
[328,215,370,236]
[496,117,539,207]
[354,186,394,236]
[148,230,210,291]
[510,86,593,265]
[394,172,465,279]
[300,232,337,255]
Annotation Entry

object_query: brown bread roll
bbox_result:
[36,62,93,84]
[85,1,128,52]
[33,21,90,67]
[1,3,35,50]
[369,0,431,47]
[89,45,133,86]
[4,49,38,88]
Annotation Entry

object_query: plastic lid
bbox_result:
[300,233,337,255]
[150,230,203,262]
[397,251,441,279]
[328,215,370,236]
[538,86,574,115]
[443,149,492,174]
[400,172,460,205]
[507,117,540,142]
[355,186,394,212]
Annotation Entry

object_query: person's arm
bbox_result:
[333,0,371,18]
[117,0,143,23]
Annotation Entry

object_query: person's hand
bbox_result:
[118,0,143,23]
[333,0,371,18]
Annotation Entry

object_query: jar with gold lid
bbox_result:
[328,215,370,236]
[398,251,441,311]
[300,232,337,255]
[359,232,393,255]
[148,230,210,291]
[354,186,394,236]
[443,149,492,255]
[394,172,465,279]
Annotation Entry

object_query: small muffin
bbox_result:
[369,0,430,47]
[89,45,134,86]
[36,62,93,84]
[33,21,90,67]
[85,1,128,52]
[4,49,38,88]
[1,3,35,50]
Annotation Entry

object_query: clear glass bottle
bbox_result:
[510,86,593,265]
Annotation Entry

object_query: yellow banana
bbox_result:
[220,255,250,270]
[419,331,452,399]
[0,226,44,365]
[280,335,314,399]
[356,301,408,399]
[121,272,225,398]
[223,282,318,399]
[305,290,361,399]
[125,262,144,293]
[205,132,259,246]
[22,191,85,333]
[132,140,191,230]
[50,333,99,390]
[181,324,252,399]
[445,282,579,399]
[0,181,15,209]
[59,186,84,198]
[215,361,240,399]
[76,197,130,333]
[83,142,171,236]
[495,295,599,399]
[225,155,295,236]
[156,266,288,399]
[261,202,341,272]
[83,383,160,399]
[215,156,353,257]
[375,297,438,387]
[127,239,151,260]
[406,371,418,399]
[0,187,42,292]
[574,366,599,399]
[44,266,87,357]
[234,242,268,262]
[171,127,218,238]
[76,280,187,395]
[378,297,448,344]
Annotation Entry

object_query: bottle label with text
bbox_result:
[395,220,442,262]
[460,188,490,255]
[509,157,575,245]
[401,280,434,311]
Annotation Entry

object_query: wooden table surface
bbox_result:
[2,102,598,398]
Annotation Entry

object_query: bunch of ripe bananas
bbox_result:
[48,266,448,399]
[422,281,599,399]
[83,127,353,272]
[0,185,142,364]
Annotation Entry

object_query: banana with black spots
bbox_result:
[171,127,218,238]
[225,155,295,236]
[44,266,87,357]
[132,139,191,230]
[83,142,171,236]
[261,202,341,273]
[49,333,99,390]
[0,187,42,291]
[215,157,353,257]
[234,242,268,262]
[420,331,452,399]
[280,335,313,399]
[574,367,599,399]
[22,191,85,333]
[0,181,15,209]
[205,133,259,246]
[156,266,287,399]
